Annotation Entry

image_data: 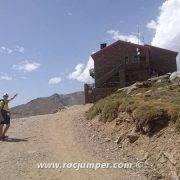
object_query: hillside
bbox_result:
[87,72,180,179]
[11,91,84,118]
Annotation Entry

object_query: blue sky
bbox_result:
[0,0,176,106]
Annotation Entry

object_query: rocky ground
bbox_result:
[79,113,180,180]
[86,72,180,179]
[0,105,146,180]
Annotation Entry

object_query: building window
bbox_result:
[125,56,129,64]
[133,55,140,63]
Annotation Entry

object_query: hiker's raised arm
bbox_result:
[9,94,18,101]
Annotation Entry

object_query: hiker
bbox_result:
[0,93,18,140]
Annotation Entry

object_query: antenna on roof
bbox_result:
[137,24,140,45]
[137,24,145,45]
[142,35,145,44]
[136,25,141,57]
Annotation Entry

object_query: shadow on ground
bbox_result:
[2,138,28,142]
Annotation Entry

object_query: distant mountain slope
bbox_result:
[58,92,85,106]
[11,91,84,118]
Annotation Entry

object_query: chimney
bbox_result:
[100,43,107,49]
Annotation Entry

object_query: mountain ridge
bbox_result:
[11,91,84,118]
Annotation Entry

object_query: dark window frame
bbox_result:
[125,56,129,64]
[133,55,140,63]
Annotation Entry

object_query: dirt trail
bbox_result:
[0,105,146,180]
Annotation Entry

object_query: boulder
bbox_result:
[170,71,180,85]
[127,127,139,143]
[127,133,139,143]
[118,82,139,94]
[148,74,170,83]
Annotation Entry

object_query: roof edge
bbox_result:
[91,40,179,60]
[91,40,147,59]
[144,44,178,56]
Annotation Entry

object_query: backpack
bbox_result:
[0,99,5,109]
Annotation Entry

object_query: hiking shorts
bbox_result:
[0,110,10,125]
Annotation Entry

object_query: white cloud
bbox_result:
[20,76,27,79]
[67,12,72,16]
[12,60,41,72]
[69,64,84,79]
[0,74,12,81]
[15,46,25,53]
[0,45,24,54]
[48,77,62,85]
[107,30,142,44]
[0,46,13,54]
[146,20,157,30]
[68,56,94,83]
[150,0,180,69]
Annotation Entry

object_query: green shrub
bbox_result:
[87,91,127,120]
[118,98,137,113]
[165,105,179,122]
[87,98,105,120]
[100,99,120,122]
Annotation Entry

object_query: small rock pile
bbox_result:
[118,71,180,94]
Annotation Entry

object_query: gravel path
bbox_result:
[0,105,146,180]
